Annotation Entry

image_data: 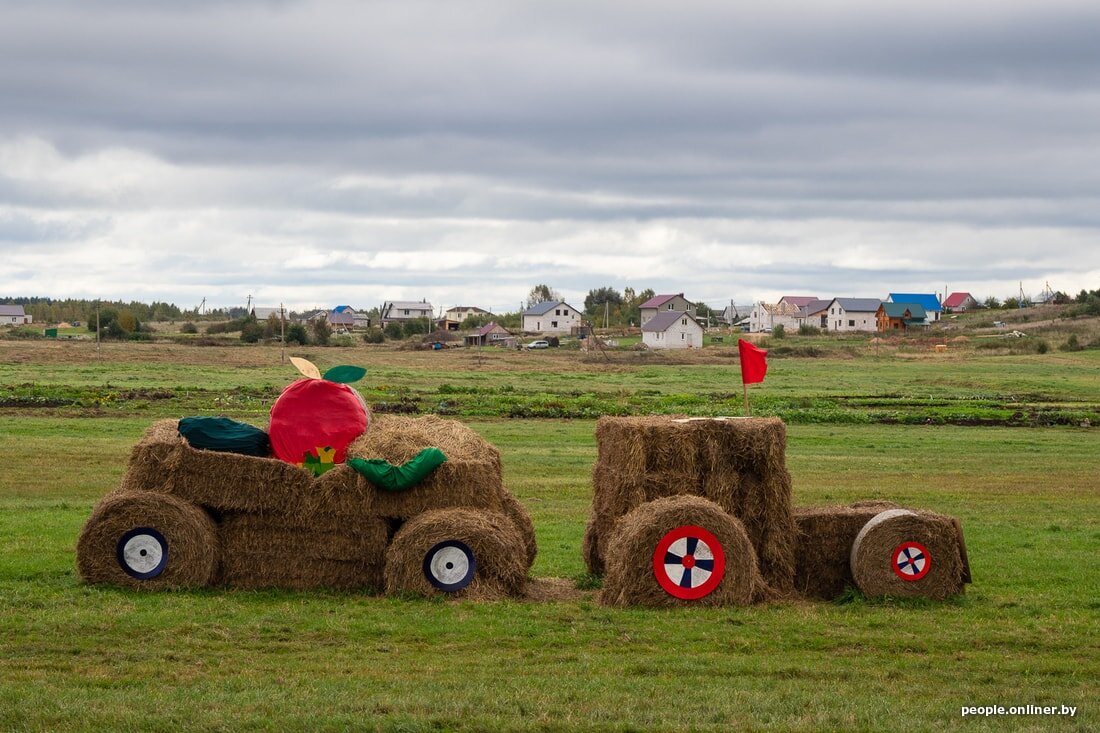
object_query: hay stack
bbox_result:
[600,495,762,607]
[121,419,311,514]
[584,417,796,592]
[793,501,900,600]
[850,509,966,599]
[218,513,388,591]
[383,508,527,600]
[346,415,505,518]
[499,487,537,570]
[77,491,219,589]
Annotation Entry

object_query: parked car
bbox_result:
[525,340,550,349]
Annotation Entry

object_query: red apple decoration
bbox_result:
[269,358,369,475]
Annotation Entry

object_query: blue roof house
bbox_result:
[887,293,943,321]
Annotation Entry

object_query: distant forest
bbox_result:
[0,297,248,324]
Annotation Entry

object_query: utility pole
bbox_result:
[95,300,100,356]
[604,301,609,329]
[246,294,252,314]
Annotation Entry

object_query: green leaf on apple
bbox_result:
[322,365,367,384]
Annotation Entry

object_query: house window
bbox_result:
[403,309,409,316]
[849,320,855,327]
[551,321,558,328]
[681,319,687,325]
[830,308,835,314]
[681,332,685,339]
[555,309,561,316]
[667,303,674,310]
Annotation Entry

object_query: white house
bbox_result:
[748,301,802,333]
[522,300,581,334]
[778,296,818,310]
[642,311,704,349]
[252,306,285,321]
[638,293,695,325]
[824,298,881,331]
[0,305,33,326]
[444,306,491,322]
[381,300,435,325]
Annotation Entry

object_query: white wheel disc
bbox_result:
[116,528,169,579]
[423,540,476,592]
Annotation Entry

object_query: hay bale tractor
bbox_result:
[77,415,535,600]
[583,416,969,606]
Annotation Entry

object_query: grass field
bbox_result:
[0,339,1097,731]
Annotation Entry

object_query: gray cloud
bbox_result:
[1,1,1097,308]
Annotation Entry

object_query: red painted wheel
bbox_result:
[891,541,931,581]
[652,525,726,600]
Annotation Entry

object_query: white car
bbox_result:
[525,340,550,349]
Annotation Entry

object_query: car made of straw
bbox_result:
[582,416,970,606]
[77,414,536,599]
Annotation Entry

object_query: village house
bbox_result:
[463,322,515,348]
[877,302,928,332]
[439,305,492,331]
[521,300,582,334]
[720,304,753,327]
[887,293,942,322]
[641,311,704,349]
[796,299,833,330]
[823,298,881,332]
[638,293,695,325]
[381,300,435,325]
[0,305,33,326]
[748,301,802,333]
[251,306,284,321]
[778,296,818,310]
[943,292,979,312]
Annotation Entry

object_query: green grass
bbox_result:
[0,342,1097,731]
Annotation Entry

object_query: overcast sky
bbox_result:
[2,0,1098,312]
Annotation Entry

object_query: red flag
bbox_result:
[738,339,768,384]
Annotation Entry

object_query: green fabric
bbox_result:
[322,365,367,384]
[348,447,447,492]
[178,416,270,457]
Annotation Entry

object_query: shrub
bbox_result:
[772,324,786,339]
[797,324,820,336]
[205,322,227,334]
[180,322,198,334]
[384,322,404,340]
[1060,334,1083,352]
[362,328,385,344]
[240,322,264,343]
[311,319,331,346]
[1036,340,1049,354]
[285,323,308,346]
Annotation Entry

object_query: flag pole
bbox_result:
[743,382,750,416]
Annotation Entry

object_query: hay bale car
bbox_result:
[77,415,535,600]
[584,416,969,606]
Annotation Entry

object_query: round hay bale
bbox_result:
[600,495,761,607]
[850,509,965,599]
[383,508,527,600]
[498,487,537,570]
[77,491,219,589]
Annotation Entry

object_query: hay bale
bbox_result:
[383,508,527,600]
[499,487,537,570]
[121,419,312,514]
[346,415,504,519]
[850,509,966,599]
[600,495,762,608]
[793,502,900,600]
[216,510,388,591]
[589,416,796,592]
[582,514,603,575]
[77,491,219,589]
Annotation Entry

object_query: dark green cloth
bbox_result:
[178,416,271,457]
[348,447,447,492]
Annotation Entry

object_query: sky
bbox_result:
[2,0,1098,313]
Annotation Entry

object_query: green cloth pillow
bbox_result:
[348,447,447,492]
[178,416,271,457]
